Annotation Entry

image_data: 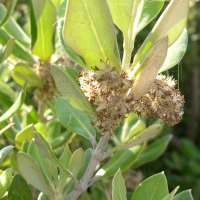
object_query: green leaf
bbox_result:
[52,65,96,114]
[38,193,49,200]
[0,168,12,198]
[0,38,15,64]
[34,132,74,178]
[172,190,194,200]
[0,4,30,48]
[96,144,143,179]
[0,146,14,167]
[56,97,96,142]
[133,134,172,168]
[59,144,71,181]
[131,172,168,200]
[0,81,16,107]
[133,0,189,67]
[131,36,169,76]
[31,0,56,61]
[8,174,33,200]
[45,158,58,186]
[159,29,188,73]
[58,19,85,68]
[109,125,160,152]
[162,186,179,200]
[21,140,30,153]
[0,0,17,27]
[0,81,27,123]
[63,0,121,70]
[63,65,79,82]
[10,151,19,173]
[0,29,34,62]
[107,0,164,38]
[112,169,127,200]
[35,123,47,139]
[52,0,62,10]
[69,148,85,177]
[28,141,54,188]
[12,63,43,88]
[15,124,35,150]
[17,152,54,199]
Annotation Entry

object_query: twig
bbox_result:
[0,123,15,135]
[38,101,45,122]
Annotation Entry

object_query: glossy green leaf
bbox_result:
[131,36,169,77]
[96,144,143,179]
[112,169,127,200]
[107,0,164,38]
[172,190,194,200]
[56,97,96,142]
[45,158,58,186]
[34,132,73,177]
[0,81,16,107]
[59,144,71,181]
[131,172,168,200]
[0,81,27,123]
[0,4,30,48]
[127,119,146,139]
[17,152,54,199]
[0,38,15,64]
[12,63,43,88]
[133,0,189,67]
[58,19,85,68]
[0,168,12,198]
[133,134,172,168]
[162,186,179,200]
[8,174,33,200]
[69,148,84,177]
[31,0,56,61]
[0,146,14,167]
[0,29,34,62]
[63,0,121,70]
[52,65,96,114]
[110,125,160,152]
[28,141,54,188]
[159,29,188,73]
[0,0,17,27]
[15,124,35,150]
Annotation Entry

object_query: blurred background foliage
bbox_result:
[0,0,199,199]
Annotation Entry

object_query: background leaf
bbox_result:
[112,169,127,200]
[172,190,194,200]
[31,0,56,61]
[0,168,12,198]
[0,146,14,167]
[63,0,121,70]
[8,174,33,200]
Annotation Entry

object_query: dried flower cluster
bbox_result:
[33,60,59,103]
[132,75,184,126]
[79,62,184,135]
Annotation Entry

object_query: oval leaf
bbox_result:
[159,28,188,73]
[52,64,96,114]
[133,0,189,67]
[31,0,56,61]
[69,148,85,177]
[0,168,12,198]
[56,97,96,142]
[63,0,121,70]
[131,172,168,200]
[15,124,35,150]
[8,174,33,200]
[0,146,14,167]
[112,169,127,200]
[172,190,194,200]
[17,152,54,199]
[12,63,43,88]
